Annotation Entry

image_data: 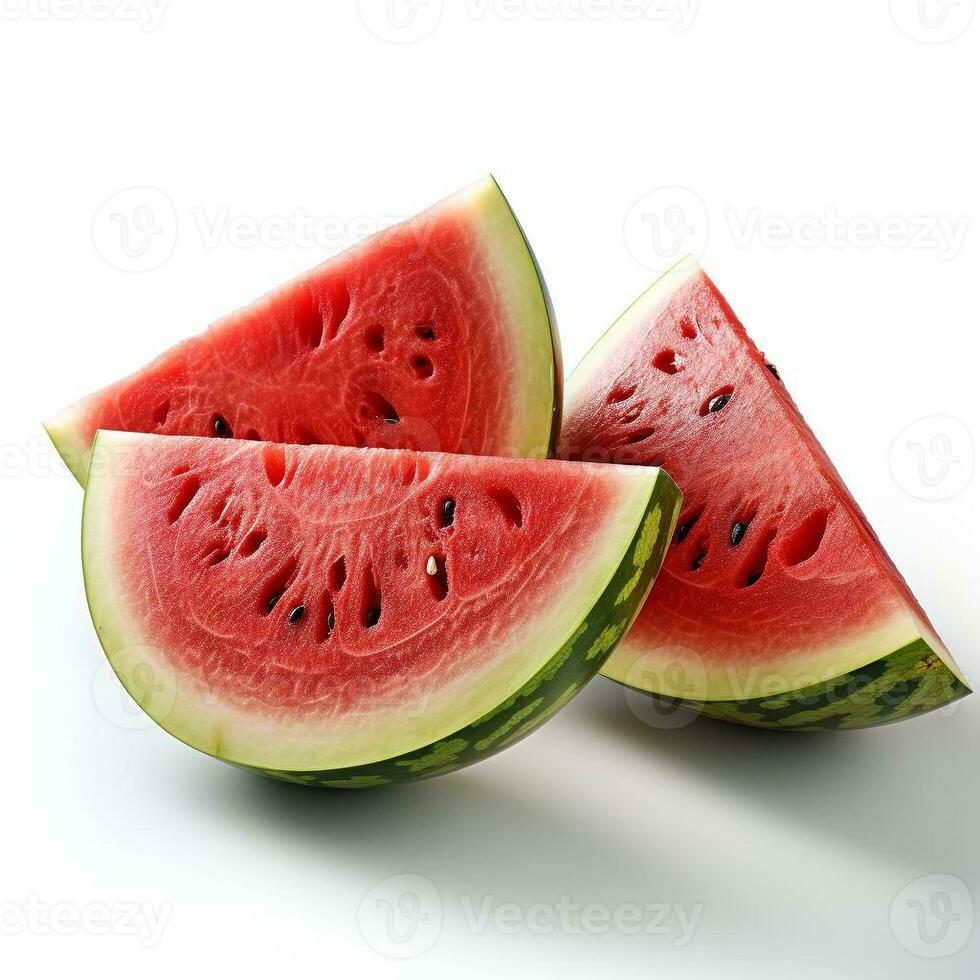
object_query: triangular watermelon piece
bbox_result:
[82,432,680,784]
[46,177,561,484]
[560,258,970,730]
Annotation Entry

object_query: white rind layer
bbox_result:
[43,407,90,485]
[462,176,559,458]
[602,607,943,702]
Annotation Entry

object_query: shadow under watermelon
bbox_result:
[577,674,979,876]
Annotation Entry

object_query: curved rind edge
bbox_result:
[486,175,563,458]
[82,432,682,784]
[633,639,970,732]
[241,470,682,787]
[470,175,562,459]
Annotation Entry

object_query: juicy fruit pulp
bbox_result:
[46,177,561,485]
[83,432,680,784]
[560,258,969,730]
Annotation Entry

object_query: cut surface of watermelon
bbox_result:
[560,258,969,730]
[83,432,680,784]
[47,177,560,485]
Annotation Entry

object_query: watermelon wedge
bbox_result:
[560,258,970,730]
[46,177,560,485]
[82,431,680,785]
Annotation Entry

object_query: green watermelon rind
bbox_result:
[44,175,561,485]
[82,433,682,786]
[635,639,970,731]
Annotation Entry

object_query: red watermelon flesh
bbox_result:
[82,432,679,777]
[560,258,968,713]
[46,177,560,484]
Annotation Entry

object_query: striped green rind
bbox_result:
[637,640,970,731]
[242,473,682,787]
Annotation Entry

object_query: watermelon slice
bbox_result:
[46,177,560,485]
[82,431,680,785]
[560,258,970,730]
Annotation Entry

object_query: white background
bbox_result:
[3,1,979,977]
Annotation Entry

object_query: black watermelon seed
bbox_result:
[441,498,456,528]
[213,414,233,438]
[708,394,732,414]
[730,522,749,547]
[327,610,336,633]
[266,590,285,613]
[288,605,306,624]
[746,571,763,587]
[766,362,781,381]
[676,520,695,543]
[365,606,381,628]
[691,551,708,572]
